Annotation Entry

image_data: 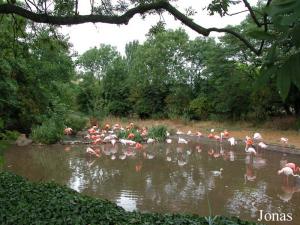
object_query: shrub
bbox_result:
[148,125,167,142]
[64,113,88,133]
[31,118,64,144]
[189,96,210,120]
[117,128,144,142]
[0,172,260,225]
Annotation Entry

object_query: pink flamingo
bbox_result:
[285,163,300,173]
[278,167,300,184]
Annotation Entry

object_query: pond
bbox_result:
[3,138,300,225]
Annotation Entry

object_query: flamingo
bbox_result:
[146,153,154,159]
[280,137,288,144]
[166,139,172,144]
[120,139,136,146]
[208,149,214,156]
[178,159,187,166]
[119,154,126,160]
[178,138,188,144]
[278,166,300,183]
[111,139,116,146]
[187,130,192,135]
[278,167,300,184]
[253,133,262,140]
[92,138,102,145]
[166,131,170,136]
[147,138,155,144]
[285,163,300,173]
[176,130,184,135]
[211,168,223,176]
[223,130,229,138]
[245,139,256,155]
[135,142,143,150]
[86,147,100,158]
[278,183,300,202]
[196,145,202,153]
[245,146,256,155]
[214,135,221,141]
[64,127,73,135]
[113,123,120,130]
[166,156,172,162]
[208,133,214,139]
[128,133,135,139]
[258,142,268,149]
[228,137,237,146]
[196,132,202,137]
[213,152,220,158]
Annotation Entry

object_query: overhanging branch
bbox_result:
[0,1,264,55]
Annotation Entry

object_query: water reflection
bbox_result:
[3,140,300,225]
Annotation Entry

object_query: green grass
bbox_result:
[31,118,64,144]
[0,172,262,225]
[148,125,167,142]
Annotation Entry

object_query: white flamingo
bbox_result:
[280,137,288,144]
[147,138,155,144]
[258,142,268,149]
[253,133,262,140]
[245,146,256,155]
[178,138,188,144]
[111,139,117,146]
[211,168,223,176]
[166,139,172,144]
[228,137,237,146]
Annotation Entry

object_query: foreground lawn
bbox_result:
[0,172,260,225]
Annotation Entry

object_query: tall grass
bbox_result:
[31,118,64,144]
[148,125,167,142]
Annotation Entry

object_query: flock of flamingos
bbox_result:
[64,123,299,182]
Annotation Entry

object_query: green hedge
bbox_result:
[0,172,261,225]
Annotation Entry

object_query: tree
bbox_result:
[0,0,280,55]
[0,13,75,132]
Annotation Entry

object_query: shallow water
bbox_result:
[4,138,300,225]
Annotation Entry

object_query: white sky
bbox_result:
[60,0,258,55]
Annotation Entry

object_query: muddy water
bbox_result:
[4,139,300,225]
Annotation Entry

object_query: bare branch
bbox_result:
[242,0,261,27]
[208,27,260,55]
[225,10,249,16]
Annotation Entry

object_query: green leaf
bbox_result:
[246,30,275,40]
[291,24,300,48]
[272,0,297,6]
[277,69,291,101]
[288,53,300,90]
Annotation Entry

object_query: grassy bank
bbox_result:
[101,117,300,149]
[0,172,260,225]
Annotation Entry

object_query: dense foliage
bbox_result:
[0,172,261,225]
[76,26,300,123]
[1,0,300,145]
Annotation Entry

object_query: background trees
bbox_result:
[0,0,300,138]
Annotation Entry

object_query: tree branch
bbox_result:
[208,27,260,55]
[0,1,264,55]
[242,0,261,27]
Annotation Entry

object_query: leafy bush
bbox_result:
[148,125,168,142]
[64,113,88,133]
[31,117,64,144]
[0,172,260,225]
[189,96,210,120]
[117,128,144,142]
